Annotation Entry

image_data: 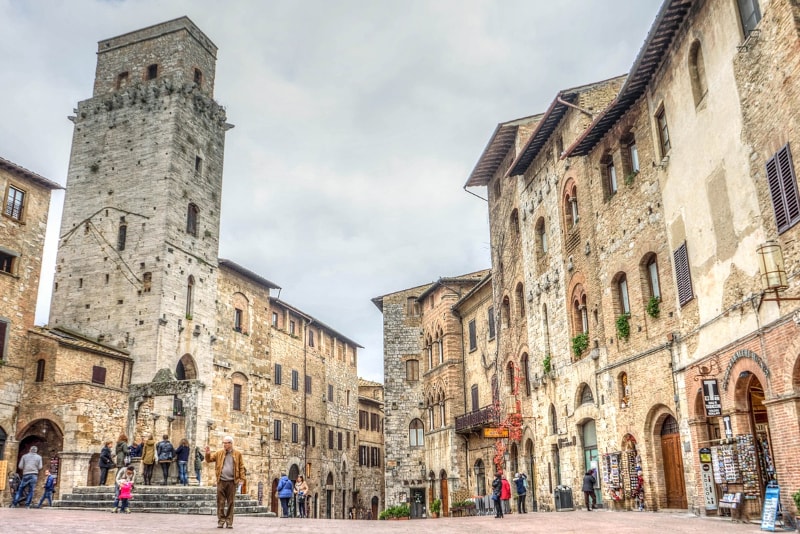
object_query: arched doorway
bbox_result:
[325,472,334,519]
[474,459,486,496]
[371,495,379,520]
[741,372,776,489]
[660,415,687,508]
[581,420,600,506]
[270,478,278,514]
[439,470,448,517]
[16,420,63,486]
[525,438,536,511]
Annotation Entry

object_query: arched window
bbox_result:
[185,276,195,318]
[438,394,445,429]
[601,152,617,198]
[643,253,661,299]
[176,353,197,380]
[474,459,486,496]
[521,353,531,396]
[621,134,640,177]
[232,292,249,334]
[428,398,435,429]
[563,180,579,228]
[515,282,525,318]
[409,419,424,447]
[437,328,444,365]
[493,177,501,200]
[536,217,547,254]
[689,40,708,107]
[186,203,199,237]
[35,359,45,382]
[615,273,630,315]
[550,404,558,435]
[502,296,510,328]
[510,209,520,236]
[579,384,594,406]
[507,362,516,395]
[117,218,127,251]
[571,285,588,336]
[426,335,433,371]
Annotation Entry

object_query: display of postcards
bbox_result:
[710,447,725,484]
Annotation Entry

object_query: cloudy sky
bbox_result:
[1,0,663,382]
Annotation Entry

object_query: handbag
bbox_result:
[124,454,131,466]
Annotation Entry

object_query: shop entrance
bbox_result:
[744,373,776,488]
[660,415,687,508]
[410,487,426,518]
[582,420,601,506]
[439,471,449,516]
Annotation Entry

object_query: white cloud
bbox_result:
[1,0,662,382]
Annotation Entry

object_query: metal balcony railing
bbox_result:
[455,405,499,433]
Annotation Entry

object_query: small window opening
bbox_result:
[147,64,158,80]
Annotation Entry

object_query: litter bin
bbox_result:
[554,485,574,511]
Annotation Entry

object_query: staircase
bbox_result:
[54,486,273,515]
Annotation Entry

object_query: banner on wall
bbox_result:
[699,449,717,511]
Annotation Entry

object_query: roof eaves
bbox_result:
[0,156,63,190]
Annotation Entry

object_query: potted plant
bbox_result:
[646,296,660,318]
[430,498,441,518]
[572,333,589,358]
[616,313,631,341]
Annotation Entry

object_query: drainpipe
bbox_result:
[556,97,594,118]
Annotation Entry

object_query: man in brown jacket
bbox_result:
[205,436,246,528]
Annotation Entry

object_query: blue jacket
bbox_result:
[277,476,293,498]
[514,476,526,495]
[44,474,56,491]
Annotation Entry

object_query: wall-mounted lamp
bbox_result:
[152,413,160,422]
[206,419,215,430]
[757,240,799,306]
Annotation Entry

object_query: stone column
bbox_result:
[56,452,93,498]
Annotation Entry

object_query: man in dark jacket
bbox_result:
[99,440,115,486]
[514,473,528,513]
[582,469,597,511]
[491,471,503,518]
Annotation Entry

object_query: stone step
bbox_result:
[54,486,272,515]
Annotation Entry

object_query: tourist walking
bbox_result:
[195,445,204,485]
[35,470,56,508]
[175,438,190,486]
[156,434,175,485]
[205,436,246,529]
[491,471,503,518]
[295,475,309,518]
[277,472,293,518]
[500,473,512,514]
[12,445,42,508]
[99,440,115,486]
[141,434,156,485]
[582,469,597,511]
[115,433,129,469]
[513,472,527,513]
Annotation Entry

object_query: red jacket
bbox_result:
[500,478,511,500]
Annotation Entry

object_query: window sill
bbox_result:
[1,213,26,225]
[0,270,19,279]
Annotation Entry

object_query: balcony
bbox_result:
[455,405,499,434]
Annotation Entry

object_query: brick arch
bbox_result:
[690,386,706,421]
[781,334,800,394]
[16,416,65,441]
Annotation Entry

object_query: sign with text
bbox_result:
[761,484,779,531]
[702,379,721,416]
[701,462,717,510]
[483,427,509,438]
[723,415,733,438]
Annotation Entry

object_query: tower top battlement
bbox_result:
[93,16,218,99]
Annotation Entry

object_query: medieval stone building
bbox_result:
[462,0,800,520]
[1,17,381,518]
[0,157,62,484]
[355,378,385,519]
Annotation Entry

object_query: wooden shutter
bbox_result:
[92,365,107,385]
[673,242,694,306]
[766,144,800,234]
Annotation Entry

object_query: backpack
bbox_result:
[158,441,174,462]
[195,447,204,465]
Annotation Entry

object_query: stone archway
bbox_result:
[15,419,63,484]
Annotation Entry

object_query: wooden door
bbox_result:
[661,416,687,509]
[440,476,449,517]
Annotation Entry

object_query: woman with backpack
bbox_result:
[156,434,175,485]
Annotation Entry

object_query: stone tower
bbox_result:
[49,17,231,438]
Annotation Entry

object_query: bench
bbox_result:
[718,493,741,519]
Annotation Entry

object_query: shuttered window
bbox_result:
[673,242,694,306]
[92,365,106,385]
[766,144,800,234]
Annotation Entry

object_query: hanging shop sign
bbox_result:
[722,415,733,439]
[699,448,717,510]
[702,379,721,416]
[483,427,509,438]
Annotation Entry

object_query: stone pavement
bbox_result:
[0,507,769,534]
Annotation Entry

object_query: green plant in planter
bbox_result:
[430,498,441,516]
[624,170,638,186]
[646,296,661,318]
[572,333,589,358]
[616,314,631,341]
[543,354,552,374]
[793,490,800,512]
